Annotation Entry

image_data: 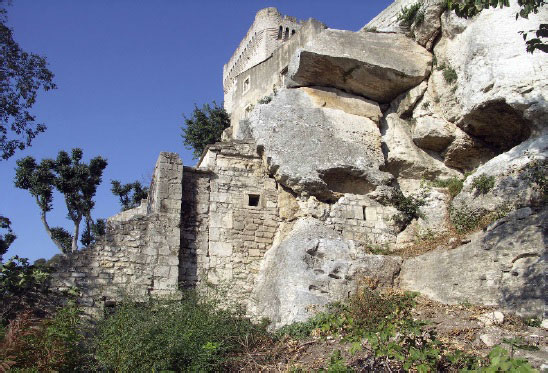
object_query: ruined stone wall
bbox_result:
[223,7,303,112]
[50,153,183,317]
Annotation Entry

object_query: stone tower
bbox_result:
[223,7,303,113]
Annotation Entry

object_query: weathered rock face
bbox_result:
[249,217,402,329]
[452,133,548,216]
[247,88,392,201]
[286,30,432,103]
[400,207,547,316]
[382,113,460,179]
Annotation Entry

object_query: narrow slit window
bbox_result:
[248,194,260,207]
[243,77,250,92]
[278,26,283,39]
[284,27,289,40]
[362,206,367,220]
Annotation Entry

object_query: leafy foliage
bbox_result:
[111,180,149,211]
[0,216,16,262]
[94,293,268,372]
[397,2,424,27]
[181,101,230,159]
[430,177,464,198]
[80,218,106,248]
[0,256,49,325]
[0,303,86,371]
[444,0,546,53]
[390,189,425,228]
[472,174,495,194]
[523,158,547,201]
[0,4,56,160]
[14,148,108,252]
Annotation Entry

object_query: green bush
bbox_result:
[94,293,267,372]
[443,65,458,84]
[472,174,495,194]
[397,2,424,27]
[431,177,464,198]
[450,207,482,233]
[390,189,425,228]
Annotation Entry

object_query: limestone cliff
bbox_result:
[51,2,546,334]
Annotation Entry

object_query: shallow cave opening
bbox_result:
[460,100,532,154]
[319,168,375,196]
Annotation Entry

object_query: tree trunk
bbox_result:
[37,197,66,254]
[71,215,82,252]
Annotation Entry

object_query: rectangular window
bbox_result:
[362,206,367,220]
[248,194,260,207]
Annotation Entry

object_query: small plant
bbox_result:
[522,316,542,328]
[397,2,424,27]
[421,101,430,110]
[483,346,536,372]
[523,159,547,201]
[257,95,272,104]
[443,65,458,84]
[322,350,353,373]
[472,174,495,194]
[450,207,482,233]
[363,26,378,32]
[430,177,463,198]
[390,189,425,228]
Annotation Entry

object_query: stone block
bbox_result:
[209,242,233,257]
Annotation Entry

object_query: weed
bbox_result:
[421,101,430,110]
[472,174,495,194]
[397,2,423,27]
[522,316,542,328]
[443,65,458,84]
[523,159,547,201]
[363,26,378,32]
[321,350,354,372]
[483,346,536,372]
[430,177,464,198]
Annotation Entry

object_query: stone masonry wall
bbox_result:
[50,152,183,317]
[186,141,281,304]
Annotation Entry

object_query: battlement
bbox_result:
[223,8,304,112]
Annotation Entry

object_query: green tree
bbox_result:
[181,101,230,158]
[0,216,16,262]
[14,148,107,253]
[111,180,149,211]
[445,0,546,53]
[0,1,56,160]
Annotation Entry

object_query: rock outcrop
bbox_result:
[249,217,402,329]
[286,30,432,103]
[400,207,547,316]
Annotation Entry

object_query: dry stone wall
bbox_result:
[50,153,183,317]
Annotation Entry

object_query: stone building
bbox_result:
[51,4,546,326]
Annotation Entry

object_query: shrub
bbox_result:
[0,303,85,371]
[397,2,423,27]
[431,177,463,198]
[390,189,425,228]
[472,174,495,194]
[523,159,547,201]
[450,207,482,233]
[94,293,268,372]
[181,101,230,159]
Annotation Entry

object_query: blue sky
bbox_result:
[1,0,393,262]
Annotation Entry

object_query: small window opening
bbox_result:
[278,26,283,39]
[362,206,367,220]
[248,194,260,207]
[284,27,289,40]
[243,77,250,93]
[291,29,296,36]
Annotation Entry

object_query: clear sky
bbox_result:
[1,0,393,262]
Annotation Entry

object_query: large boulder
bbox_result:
[248,217,402,329]
[247,88,392,201]
[400,207,547,317]
[382,113,461,179]
[286,30,432,103]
